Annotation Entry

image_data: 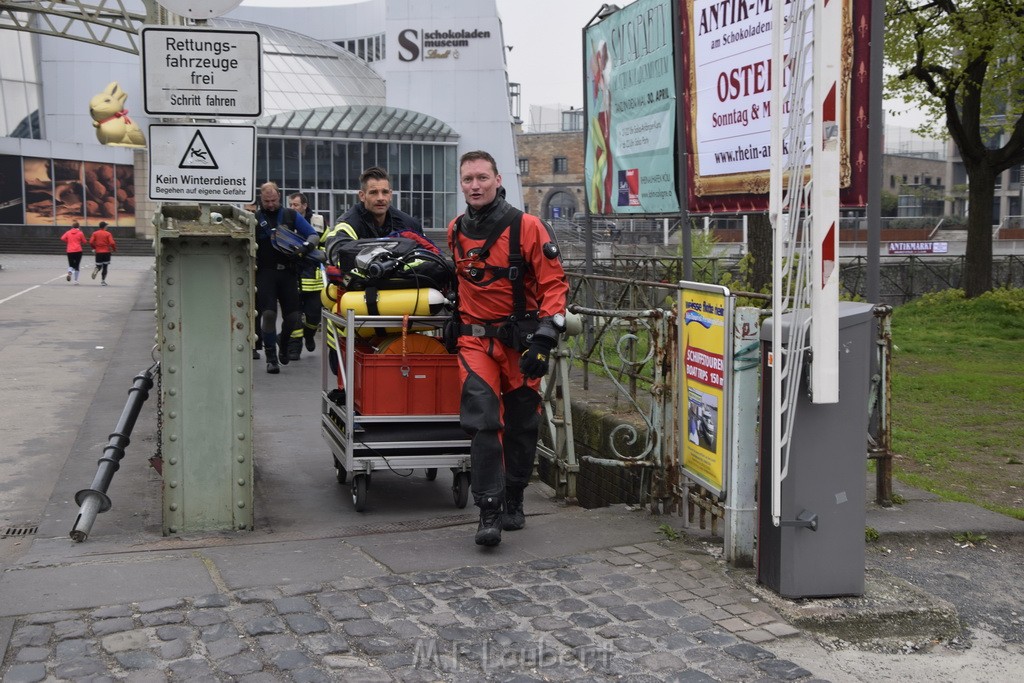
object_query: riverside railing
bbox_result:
[567,253,1024,306]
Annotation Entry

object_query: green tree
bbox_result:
[885,1,1024,297]
[881,190,899,217]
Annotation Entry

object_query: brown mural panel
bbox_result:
[53,159,85,226]
[115,163,136,228]
[84,161,119,226]
[24,157,54,226]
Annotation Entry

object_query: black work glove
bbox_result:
[518,334,557,379]
[442,314,461,354]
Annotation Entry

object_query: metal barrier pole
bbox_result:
[725,308,760,566]
[70,361,159,542]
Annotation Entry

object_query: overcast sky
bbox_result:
[496,0,610,116]
[239,0,607,117]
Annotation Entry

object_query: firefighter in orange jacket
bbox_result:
[448,150,568,547]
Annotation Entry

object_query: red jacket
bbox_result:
[61,227,88,253]
[448,211,568,325]
[89,229,117,254]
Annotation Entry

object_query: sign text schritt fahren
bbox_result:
[163,37,240,107]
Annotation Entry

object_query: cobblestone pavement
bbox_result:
[2,542,816,683]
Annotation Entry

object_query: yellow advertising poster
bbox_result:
[680,283,731,494]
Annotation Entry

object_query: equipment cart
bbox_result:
[321,308,471,512]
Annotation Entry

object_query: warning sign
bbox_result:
[148,124,254,203]
[178,130,219,169]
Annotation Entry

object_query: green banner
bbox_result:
[584,0,679,215]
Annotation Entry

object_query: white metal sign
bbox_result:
[148,124,255,203]
[142,27,262,117]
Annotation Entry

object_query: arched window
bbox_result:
[546,190,576,220]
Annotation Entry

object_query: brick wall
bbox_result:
[516,131,587,219]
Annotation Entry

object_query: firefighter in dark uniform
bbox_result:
[320,167,425,369]
[321,166,424,245]
[254,182,318,374]
[447,150,568,547]
[286,192,327,361]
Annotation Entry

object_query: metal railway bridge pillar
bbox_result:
[154,204,256,534]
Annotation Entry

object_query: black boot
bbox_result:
[278,337,290,365]
[503,487,526,531]
[288,336,303,361]
[475,497,503,547]
[265,347,281,374]
[304,331,317,352]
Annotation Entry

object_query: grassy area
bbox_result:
[890,288,1024,519]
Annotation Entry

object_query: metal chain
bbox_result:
[151,343,163,467]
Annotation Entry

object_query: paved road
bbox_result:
[867,531,1024,644]
[1,254,1023,682]
[0,254,158,549]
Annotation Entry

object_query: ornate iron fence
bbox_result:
[558,269,765,515]
[558,267,897,518]
[561,274,679,512]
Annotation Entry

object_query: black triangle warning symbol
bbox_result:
[178,130,219,169]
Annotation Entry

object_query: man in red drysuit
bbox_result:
[447,150,568,547]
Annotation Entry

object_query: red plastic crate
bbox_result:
[352,348,460,415]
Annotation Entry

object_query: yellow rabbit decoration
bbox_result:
[89,82,146,148]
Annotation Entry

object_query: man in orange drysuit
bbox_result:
[447,150,568,547]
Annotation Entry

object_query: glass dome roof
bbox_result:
[212,17,385,114]
[256,105,458,142]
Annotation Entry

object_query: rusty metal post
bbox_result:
[537,313,583,503]
[872,305,894,506]
[725,307,760,567]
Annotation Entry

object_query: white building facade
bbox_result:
[231,0,522,208]
[0,0,521,236]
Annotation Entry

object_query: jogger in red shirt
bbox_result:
[60,221,88,285]
[89,221,117,285]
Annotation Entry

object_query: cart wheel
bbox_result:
[352,475,368,512]
[334,458,348,485]
[425,468,438,481]
[452,472,470,509]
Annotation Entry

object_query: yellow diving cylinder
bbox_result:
[321,283,342,310]
[337,288,447,337]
